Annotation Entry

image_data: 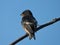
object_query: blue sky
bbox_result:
[0,0,60,45]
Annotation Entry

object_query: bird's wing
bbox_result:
[23,24,33,34]
[23,24,35,39]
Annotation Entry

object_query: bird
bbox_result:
[21,9,37,40]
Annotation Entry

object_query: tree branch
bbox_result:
[10,17,60,45]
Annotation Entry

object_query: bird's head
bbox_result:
[21,9,33,17]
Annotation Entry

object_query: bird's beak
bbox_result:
[20,14,24,16]
[20,14,23,16]
[20,14,22,16]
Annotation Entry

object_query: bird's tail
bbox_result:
[33,33,36,40]
[29,33,36,40]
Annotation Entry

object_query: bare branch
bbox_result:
[10,17,60,45]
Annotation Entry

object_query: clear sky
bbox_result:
[0,0,60,45]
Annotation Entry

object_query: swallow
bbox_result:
[21,9,37,40]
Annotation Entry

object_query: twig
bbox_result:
[10,17,60,45]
